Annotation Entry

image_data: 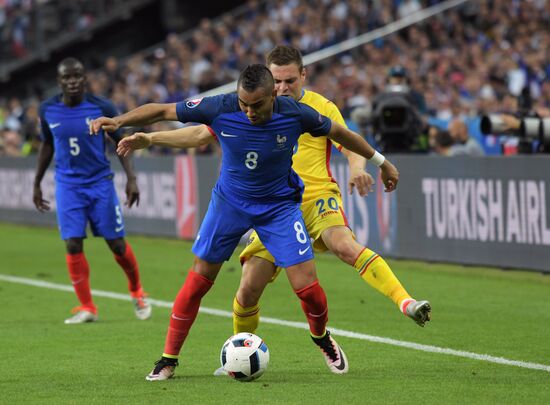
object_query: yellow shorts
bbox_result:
[239,193,352,278]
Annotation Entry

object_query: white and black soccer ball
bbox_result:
[220,332,270,382]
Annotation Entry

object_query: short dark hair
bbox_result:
[266,45,304,71]
[57,57,84,74]
[237,64,274,94]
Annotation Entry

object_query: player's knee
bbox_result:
[237,283,262,307]
[329,238,359,265]
[192,257,222,281]
[106,238,126,256]
[65,238,83,255]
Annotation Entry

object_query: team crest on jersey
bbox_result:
[186,98,203,109]
[274,134,288,151]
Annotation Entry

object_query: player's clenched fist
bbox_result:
[116,133,152,157]
[380,160,399,192]
[89,116,120,135]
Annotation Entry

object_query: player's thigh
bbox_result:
[55,182,88,240]
[302,193,352,252]
[238,256,277,303]
[241,233,284,282]
[239,230,275,265]
[254,202,313,268]
[192,192,251,263]
[88,180,125,239]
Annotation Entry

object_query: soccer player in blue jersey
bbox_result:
[93,64,399,381]
[33,58,152,324]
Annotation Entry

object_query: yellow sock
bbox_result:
[233,296,260,334]
[310,330,327,339]
[354,248,412,310]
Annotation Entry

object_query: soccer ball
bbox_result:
[220,332,270,382]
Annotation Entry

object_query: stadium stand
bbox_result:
[1,0,549,156]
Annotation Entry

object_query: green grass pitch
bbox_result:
[0,223,549,404]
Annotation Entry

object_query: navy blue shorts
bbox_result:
[192,189,313,267]
[55,178,124,240]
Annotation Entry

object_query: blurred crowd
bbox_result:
[0,0,33,60]
[1,0,550,157]
[0,0,139,60]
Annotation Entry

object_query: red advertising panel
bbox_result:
[175,156,198,239]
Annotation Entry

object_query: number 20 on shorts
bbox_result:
[315,197,339,215]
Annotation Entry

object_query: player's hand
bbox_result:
[90,116,120,135]
[380,160,399,192]
[348,167,374,197]
[125,177,140,208]
[116,133,152,157]
[33,185,50,212]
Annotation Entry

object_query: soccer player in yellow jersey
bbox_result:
[227,46,431,350]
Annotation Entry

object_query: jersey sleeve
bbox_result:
[323,101,347,150]
[298,103,332,137]
[176,94,237,124]
[39,103,53,144]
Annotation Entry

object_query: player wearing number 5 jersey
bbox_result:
[96,64,399,381]
[33,57,151,325]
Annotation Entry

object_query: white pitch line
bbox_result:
[1,273,549,373]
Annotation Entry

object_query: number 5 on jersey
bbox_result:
[69,137,80,156]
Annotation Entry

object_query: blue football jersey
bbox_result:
[40,94,123,185]
[176,94,332,202]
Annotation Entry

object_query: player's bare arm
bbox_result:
[115,152,140,208]
[327,121,399,192]
[90,103,178,135]
[116,125,214,157]
[33,140,54,212]
[340,148,374,197]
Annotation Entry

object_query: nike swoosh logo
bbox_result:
[334,347,347,371]
[220,131,238,137]
[49,123,61,129]
[115,225,124,232]
[171,313,191,321]
[298,246,311,255]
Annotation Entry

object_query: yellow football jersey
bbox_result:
[295,90,346,203]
